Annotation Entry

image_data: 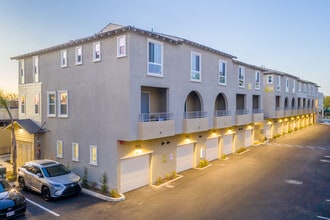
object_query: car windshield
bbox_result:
[0,181,11,193]
[41,164,71,177]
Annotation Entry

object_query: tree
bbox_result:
[324,96,330,109]
[0,92,18,177]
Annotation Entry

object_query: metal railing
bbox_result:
[139,112,173,122]
[184,111,207,119]
[214,110,231,117]
[252,109,263,114]
[236,109,250,115]
[275,107,284,111]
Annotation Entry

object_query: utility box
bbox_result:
[0,165,6,179]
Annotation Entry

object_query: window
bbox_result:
[20,95,25,114]
[72,143,79,162]
[219,60,227,85]
[255,71,260,89]
[58,91,68,117]
[47,91,56,117]
[276,76,281,91]
[60,50,67,67]
[285,78,289,92]
[34,94,40,114]
[298,82,302,93]
[292,80,296,93]
[191,52,201,81]
[267,75,273,84]
[56,141,63,158]
[117,36,126,57]
[303,84,306,93]
[89,145,98,166]
[93,42,101,62]
[19,59,25,84]
[238,66,245,87]
[33,56,39,83]
[147,40,163,76]
[75,46,83,65]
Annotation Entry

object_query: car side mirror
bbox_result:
[37,173,43,178]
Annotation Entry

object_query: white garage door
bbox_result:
[222,135,233,155]
[206,138,219,161]
[120,154,150,193]
[244,129,253,147]
[176,143,194,173]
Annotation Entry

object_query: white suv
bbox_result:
[18,160,81,201]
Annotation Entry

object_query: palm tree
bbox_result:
[0,93,17,177]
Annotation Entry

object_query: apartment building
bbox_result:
[263,70,319,138]
[10,23,318,193]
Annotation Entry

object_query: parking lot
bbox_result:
[13,124,330,219]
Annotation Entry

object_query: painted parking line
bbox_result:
[320,159,330,163]
[26,198,60,217]
[326,199,330,202]
[273,143,281,147]
[305,146,315,150]
[317,216,330,220]
[317,147,327,151]
[324,156,330,158]
[294,144,304,148]
[283,144,292,147]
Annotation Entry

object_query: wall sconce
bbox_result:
[185,135,190,140]
[135,145,142,154]
[161,141,165,145]
[166,141,170,144]
[199,135,202,138]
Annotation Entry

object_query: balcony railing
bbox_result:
[275,107,283,111]
[252,109,263,114]
[236,109,250,115]
[215,110,231,117]
[184,111,207,119]
[140,112,173,122]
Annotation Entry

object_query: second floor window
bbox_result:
[61,50,67,67]
[148,40,163,76]
[191,52,201,81]
[277,76,281,91]
[219,60,226,85]
[33,56,39,83]
[72,143,79,162]
[117,36,126,57]
[56,141,63,158]
[47,92,56,117]
[255,71,260,89]
[34,94,40,114]
[20,59,25,84]
[20,95,25,114]
[93,42,101,62]
[267,75,273,84]
[238,66,245,87]
[75,46,83,65]
[286,78,289,92]
[58,91,68,117]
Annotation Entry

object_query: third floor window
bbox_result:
[147,39,163,76]
[219,60,226,85]
[191,52,201,82]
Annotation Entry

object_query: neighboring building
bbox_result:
[10,23,319,193]
[263,70,319,138]
[318,92,324,119]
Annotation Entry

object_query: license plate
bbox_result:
[6,211,15,217]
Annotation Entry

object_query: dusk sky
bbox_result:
[0,0,329,95]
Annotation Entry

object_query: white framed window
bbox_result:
[72,143,79,162]
[191,52,201,82]
[267,75,273,84]
[298,82,301,93]
[47,91,56,117]
[34,94,40,115]
[89,145,98,166]
[75,46,83,65]
[20,95,26,114]
[93,41,101,62]
[255,71,260,89]
[292,80,296,93]
[285,78,289,92]
[219,60,227,85]
[117,35,126,57]
[147,39,163,76]
[33,56,39,83]
[58,90,68,118]
[238,66,245,88]
[56,141,63,158]
[276,76,281,91]
[19,59,25,84]
[60,50,67,67]
[303,84,306,93]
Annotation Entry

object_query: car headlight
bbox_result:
[51,183,64,190]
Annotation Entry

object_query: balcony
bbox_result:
[235,109,251,126]
[214,110,233,129]
[252,109,264,123]
[284,107,292,117]
[275,107,284,118]
[138,112,175,140]
[183,111,208,133]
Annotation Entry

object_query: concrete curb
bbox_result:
[82,188,125,202]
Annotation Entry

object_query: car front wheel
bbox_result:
[42,186,51,201]
[18,177,26,190]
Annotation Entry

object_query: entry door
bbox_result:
[141,92,150,114]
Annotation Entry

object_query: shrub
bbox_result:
[221,154,227,160]
[110,189,121,198]
[198,159,209,168]
[170,171,176,180]
[7,174,17,182]
[156,176,163,185]
[99,171,108,195]
[236,147,247,154]
[81,166,88,188]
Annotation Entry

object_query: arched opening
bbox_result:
[291,97,295,109]
[214,93,229,116]
[284,97,289,109]
[184,91,205,118]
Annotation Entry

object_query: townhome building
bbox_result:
[10,23,319,193]
[262,70,319,139]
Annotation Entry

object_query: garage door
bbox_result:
[222,135,233,155]
[206,138,219,161]
[176,143,194,173]
[120,154,150,193]
[244,129,253,147]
